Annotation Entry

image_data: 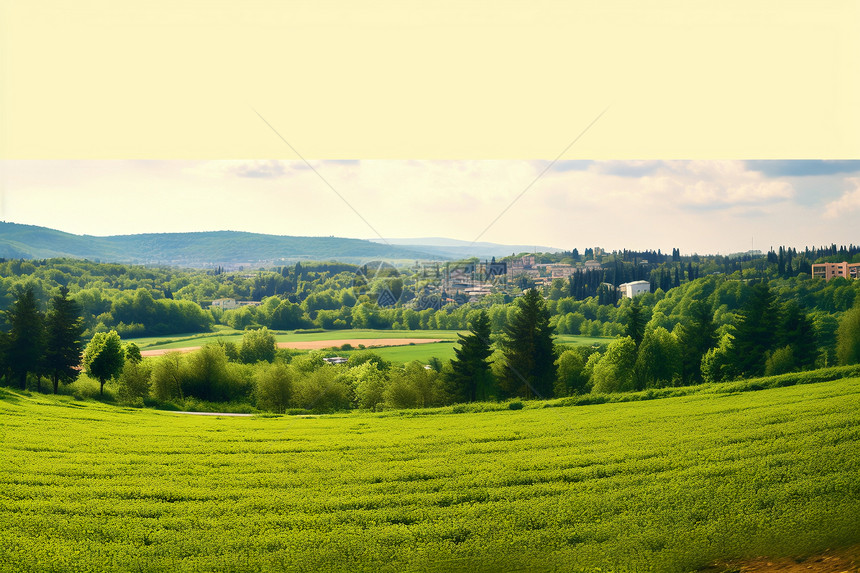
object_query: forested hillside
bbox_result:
[0,222,438,266]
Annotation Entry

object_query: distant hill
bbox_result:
[0,222,443,267]
[368,237,563,259]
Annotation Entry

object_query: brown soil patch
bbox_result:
[277,338,445,350]
[140,346,201,357]
[704,545,860,572]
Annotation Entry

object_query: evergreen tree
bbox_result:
[726,282,780,378]
[448,310,494,402]
[499,289,556,399]
[624,300,646,347]
[675,300,717,384]
[44,286,85,394]
[5,287,46,390]
[776,301,817,370]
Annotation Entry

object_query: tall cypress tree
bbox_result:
[499,289,557,399]
[448,310,494,402]
[625,300,646,348]
[44,286,85,394]
[5,287,46,390]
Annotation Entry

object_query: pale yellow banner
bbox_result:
[1,1,858,158]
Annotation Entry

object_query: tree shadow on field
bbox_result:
[0,387,26,404]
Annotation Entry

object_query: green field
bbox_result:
[2,379,859,572]
[129,329,610,353]
[338,341,459,364]
[128,329,465,350]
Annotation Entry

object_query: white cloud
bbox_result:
[823,177,860,217]
[0,160,855,254]
[640,161,794,208]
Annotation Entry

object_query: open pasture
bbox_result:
[129,329,464,351]
[2,379,858,572]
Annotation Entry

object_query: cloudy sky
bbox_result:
[1,159,858,255]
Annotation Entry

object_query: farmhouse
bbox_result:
[618,280,650,299]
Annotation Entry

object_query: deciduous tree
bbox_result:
[239,327,276,364]
[836,303,860,365]
[83,330,125,396]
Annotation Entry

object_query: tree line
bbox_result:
[4,283,860,414]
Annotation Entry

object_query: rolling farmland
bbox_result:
[2,378,859,572]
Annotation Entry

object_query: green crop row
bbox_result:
[1,378,859,572]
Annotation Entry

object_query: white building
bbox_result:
[618,280,650,299]
[210,298,238,310]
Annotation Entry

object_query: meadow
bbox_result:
[1,378,859,572]
[128,329,612,366]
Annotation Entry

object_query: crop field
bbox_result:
[2,379,859,572]
[338,340,458,364]
[555,334,614,348]
[128,329,465,351]
[129,330,611,352]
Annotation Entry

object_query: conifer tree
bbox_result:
[44,286,85,394]
[448,310,494,402]
[499,289,556,399]
[726,282,780,378]
[777,300,817,370]
[625,300,646,348]
[6,287,46,390]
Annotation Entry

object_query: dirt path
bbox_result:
[140,338,446,357]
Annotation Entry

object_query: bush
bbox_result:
[349,362,388,411]
[291,367,351,413]
[239,327,276,364]
[255,361,293,413]
[117,360,152,403]
[347,350,391,371]
[151,352,187,400]
[765,345,796,376]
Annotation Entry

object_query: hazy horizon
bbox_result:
[2,159,858,256]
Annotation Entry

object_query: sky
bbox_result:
[1,159,858,256]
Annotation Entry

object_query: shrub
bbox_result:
[239,327,276,364]
[765,345,796,376]
[291,367,351,413]
[347,350,391,371]
[117,359,152,403]
[151,352,187,400]
[255,361,293,413]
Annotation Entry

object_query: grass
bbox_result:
[127,329,465,350]
[338,341,458,365]
[1,378,859,572]
[555,334,614,347]
[129,329,609,352]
